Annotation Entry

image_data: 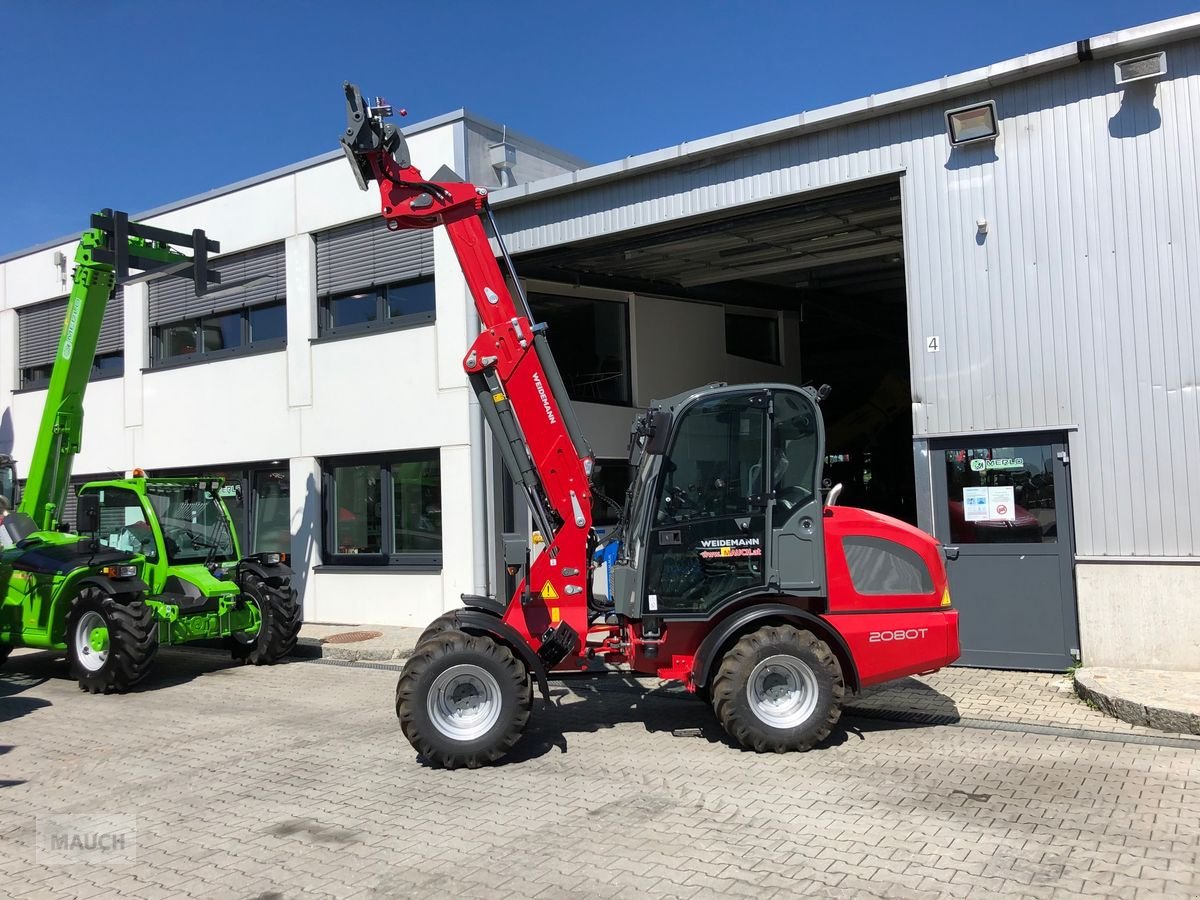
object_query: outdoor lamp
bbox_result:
[945,101,999,146]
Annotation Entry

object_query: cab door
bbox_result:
[643,391,767,616]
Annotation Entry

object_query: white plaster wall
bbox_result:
[1076,564,1200,671]
[0,120,482,629]
[9,378,128,476]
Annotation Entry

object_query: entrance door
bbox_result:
[930,433,1077,670]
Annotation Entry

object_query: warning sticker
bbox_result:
[540,581,560,601]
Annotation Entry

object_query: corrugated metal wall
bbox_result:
[492,40,1200,558]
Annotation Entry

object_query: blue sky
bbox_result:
[1,0,1195,256]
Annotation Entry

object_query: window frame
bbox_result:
[321,450,442,569]
[149,299,287,369]
[725,309,782,365]
[526,290,633,407]
[316,276,435,341]
[18,351,125,391]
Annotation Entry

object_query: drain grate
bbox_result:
[321,630,383,645]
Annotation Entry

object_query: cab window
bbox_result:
[92,488,157,561]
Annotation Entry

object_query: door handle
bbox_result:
[943,546,960,561]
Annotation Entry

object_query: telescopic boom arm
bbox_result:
[18,212,218,532]
[340,83,595,659]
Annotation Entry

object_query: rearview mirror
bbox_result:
[76,493,101,535]
[645,410,673,455]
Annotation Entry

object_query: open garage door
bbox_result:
[515,177,917,524]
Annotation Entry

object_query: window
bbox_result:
[17,292,124,389]
[144,482,237,564]
[155,463,290,556]
[591,461,633,528]
[842,536,933,595]
[251,469,290,553]
[92,487,157,561]
[725,312,780,364]
[318,277,435,338]
[152,300,286,366]
[323,451,441,566]
[528,292,631,405]
[943,443,1058,544]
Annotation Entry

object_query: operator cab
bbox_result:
[610,383,827,620]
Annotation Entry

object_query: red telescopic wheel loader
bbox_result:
[338,84,960,768]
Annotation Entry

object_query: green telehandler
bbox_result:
[0,212,300,692]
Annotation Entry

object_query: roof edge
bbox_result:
[489,12,1200,208]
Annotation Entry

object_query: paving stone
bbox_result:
[1,649,1198,899]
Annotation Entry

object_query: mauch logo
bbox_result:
[60,299,84,360]
[698,536,762,559]
[37,814,137,865]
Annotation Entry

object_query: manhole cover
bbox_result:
[321,630,383,645]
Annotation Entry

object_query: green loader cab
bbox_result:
[75,476,301,680]
[1,210,300,693]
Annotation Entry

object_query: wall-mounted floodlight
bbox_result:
[945,100,999,146]
[1114,51,1167,85]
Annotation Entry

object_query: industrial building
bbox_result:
[3,14,1198,670]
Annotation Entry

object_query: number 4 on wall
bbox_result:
[926,336,941,353]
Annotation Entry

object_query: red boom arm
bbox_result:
[351,112,595,664]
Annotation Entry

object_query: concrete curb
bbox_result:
[293,636,418,662]
[1074,668,1200,736]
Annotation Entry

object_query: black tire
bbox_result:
[415,610,460,648]
[710,624,844,753]
[396,630,531,769]
[0,644,11,668]
[229,573,302,665]
[66,586,159,694]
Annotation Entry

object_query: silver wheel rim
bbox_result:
[746,654,819,728]
[427,663,502,741]
[75,611,109,673]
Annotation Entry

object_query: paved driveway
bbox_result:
[1,649,1197,899]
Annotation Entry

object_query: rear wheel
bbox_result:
[396,630,531,769]
[711,624,844,752]
[67,587,159,694]
[229,574,301,665]
[0,644,11,668]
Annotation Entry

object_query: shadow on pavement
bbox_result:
[848,675,962,723]
[0,645,247,698]
[456,674,959,767]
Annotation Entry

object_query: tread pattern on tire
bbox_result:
[396,630,531,770]
[230,573,302,666]
[415,610,460,649]
[711,624,845,753]
[69,586,159,694]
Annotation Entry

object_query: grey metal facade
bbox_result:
[491,26,1200,560]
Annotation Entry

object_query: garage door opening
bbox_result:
[513,178,915,524]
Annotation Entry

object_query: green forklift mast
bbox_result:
[17,211,218,531]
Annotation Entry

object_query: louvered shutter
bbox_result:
[148,243,285,325]
[18,290,124,367]
[316,217,434,296]
[97,287,124,355]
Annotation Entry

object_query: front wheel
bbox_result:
[229,575,301,665]
[710,624,844,752]
[67,587,159,694]
[396,630,531,769]
[0,644,11,669]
